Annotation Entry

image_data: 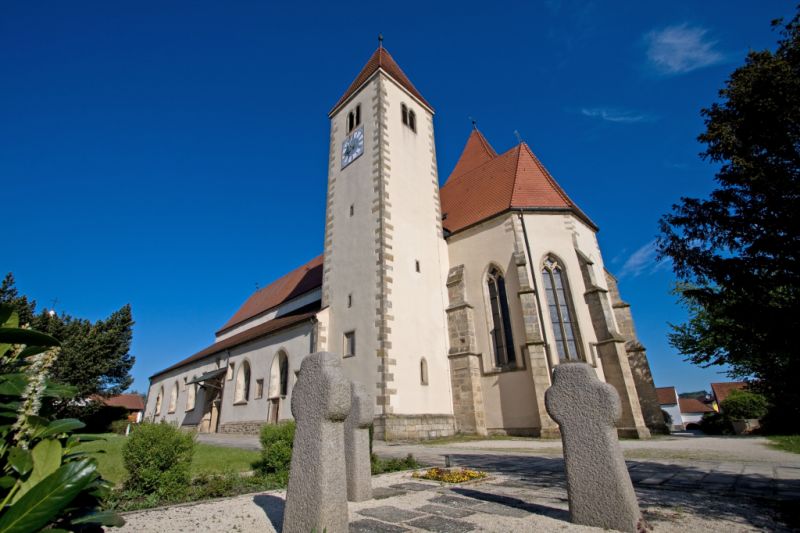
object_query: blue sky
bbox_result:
[2,1,793,395]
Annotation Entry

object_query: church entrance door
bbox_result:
[269,398,279,424]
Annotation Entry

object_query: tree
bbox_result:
[658,10,800,431]
[0,274,135,413]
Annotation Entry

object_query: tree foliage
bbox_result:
[0,304,123,531]
[658,11,800,431]
[0,274,134,414]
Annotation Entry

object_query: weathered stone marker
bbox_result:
[344,381,373,502]
[545,362,641,533]
[283,352,352,533]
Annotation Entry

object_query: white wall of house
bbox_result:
[146,321,314,428]
[661,403,684,430]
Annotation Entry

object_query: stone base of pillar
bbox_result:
[539,427,562,439]
[616,426,651,439]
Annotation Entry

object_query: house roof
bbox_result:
[151,303,319,380]
[439,136,596,234]
[656,386,678,405]
[330,46,433,116]
[216,255,323,335]
[102,394,145,411]
[679,398,714,414]
[711,382,747,405]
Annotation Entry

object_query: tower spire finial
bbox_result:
[378,34,383,49]
[469,116,477,130]
[514,129,523,144]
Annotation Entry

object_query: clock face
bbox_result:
[341,126,364,169]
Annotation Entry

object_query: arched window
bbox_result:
[234,361,251,403]
[168,382,178,413]
[487,266,516,367]
[542,256,582,362]
[279,354,289,397]
[408,110,416,132]
[186,378,196,411]
[347,111,355,133]
[420,358,429,386]
[401,104,408,126]
[155,387,163,415]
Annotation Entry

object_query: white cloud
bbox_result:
[645,23,724,75]
[618,240,670,278]
[580,107,654,124]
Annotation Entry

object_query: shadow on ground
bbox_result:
[441,453,799,531]
[253,493,285,532]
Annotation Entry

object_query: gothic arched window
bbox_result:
[542,256,582,362]
[401,104,408,126]
[168,381,178,413]
[408,110,416,132]
[487,266,516,367]
[347,111,355,133]
[186,378,196,411]
[155,387,163,415]
[279,353,289,397]
[235,361,251,403]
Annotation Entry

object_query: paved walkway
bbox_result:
[176,433,800,531]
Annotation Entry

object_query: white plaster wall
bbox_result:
[216,288,321,341]
[380,77,452,415]
[146,321,314,426]
[446,214,540,431]
[324,77,382,405]
[661,403,684,429]
[681,412,705,426]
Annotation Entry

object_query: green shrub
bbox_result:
[255,421,295,480]
[722,389,769,420]
[699,411,733,435]
[111,418,131,435]
[122,422,195,500]
[371,453,419,475]
[0,304,123,531]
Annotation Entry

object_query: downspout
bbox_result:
[517,210,552,378]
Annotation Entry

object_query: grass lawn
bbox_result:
[767,435,800,454]
[75,434,261,485]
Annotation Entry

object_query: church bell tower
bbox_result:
[320,43,455,439]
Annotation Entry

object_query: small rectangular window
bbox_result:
[183,377,187,391]
[415,260,421,273]
[344,331,356,357]
[349,204,354,217]
[255,379,264,399]
[227,363,234,380]
[355,104,361,126]
[347,294,352,308]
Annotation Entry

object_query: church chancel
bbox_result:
[146,44,664,440]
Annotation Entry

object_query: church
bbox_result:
[145,45,665,440]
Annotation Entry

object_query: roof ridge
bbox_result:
[444,143,519,188]
[518,142,573,207]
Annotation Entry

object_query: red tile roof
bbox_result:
[151,304,319,379]
[102,394,145,411]
[330,46,433,116]
[440,136,596,234]
[679,398,714,414]
[217,255,323,335]
[711,382,747,405]
[449,129,498,180]
[656,386,678,405]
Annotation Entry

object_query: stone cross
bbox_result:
[545,362,641,533]
[282,352,352,533]
[344,381,373,502]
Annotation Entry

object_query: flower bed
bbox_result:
[412,467,487,483]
